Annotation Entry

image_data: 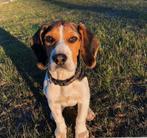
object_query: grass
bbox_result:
[0,0,147,137]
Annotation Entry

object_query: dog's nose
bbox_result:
[52,54,67,65]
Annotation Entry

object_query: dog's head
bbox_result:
[30,21,100,72]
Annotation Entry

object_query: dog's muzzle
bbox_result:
[48,54,85,86]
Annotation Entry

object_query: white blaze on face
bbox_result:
[49,25,77,80]
[59,25,64,42]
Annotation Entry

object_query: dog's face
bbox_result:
[30,21,100,72]
[44,22,81,72]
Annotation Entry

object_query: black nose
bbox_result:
[52,54,67,65]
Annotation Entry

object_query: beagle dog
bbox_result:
[30,21,100,138]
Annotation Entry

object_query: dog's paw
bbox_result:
[55,129,66,138]
[76,130,89,138]
[86,108,95,121]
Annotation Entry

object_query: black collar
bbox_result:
[47,55,85,86]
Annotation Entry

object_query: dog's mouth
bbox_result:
[49,62,76,72]
[56,64,68,70]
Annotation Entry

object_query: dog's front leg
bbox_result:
[75,101,89,138]
[49,103,67,138]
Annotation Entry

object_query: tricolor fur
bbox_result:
[30,21,100,138]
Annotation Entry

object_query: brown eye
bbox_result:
[68,36,78,43]
[45,36,55,43]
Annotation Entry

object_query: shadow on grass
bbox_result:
[48,0,147,22]
[0,28,78,136]
[0,28,55,134]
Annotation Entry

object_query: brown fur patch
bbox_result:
[30,23,51,67]
[78,23,100,68]
[44,25,61,59]
[63,23,81,64]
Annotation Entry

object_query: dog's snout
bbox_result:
[52,54,67,65]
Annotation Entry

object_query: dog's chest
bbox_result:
[58,84,81,107]
[45,77,89,107]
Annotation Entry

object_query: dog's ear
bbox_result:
[78,23,100,69]
[30,24,49,70]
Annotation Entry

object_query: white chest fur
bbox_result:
[43,73,90,107]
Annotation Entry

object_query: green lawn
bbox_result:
[0,0,147,137]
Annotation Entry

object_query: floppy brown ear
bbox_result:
[78,23,100,69]
[30,24,49,70]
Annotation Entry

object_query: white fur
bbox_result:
[44,25,91,138]
[43,73,90,138]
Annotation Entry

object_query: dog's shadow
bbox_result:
[0,28,77,135]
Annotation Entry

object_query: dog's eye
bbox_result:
[45,36,55,43]
[68,36,78,43]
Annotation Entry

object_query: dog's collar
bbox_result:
[47,55,85,86]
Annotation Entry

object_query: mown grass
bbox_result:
[0,0,147,137]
